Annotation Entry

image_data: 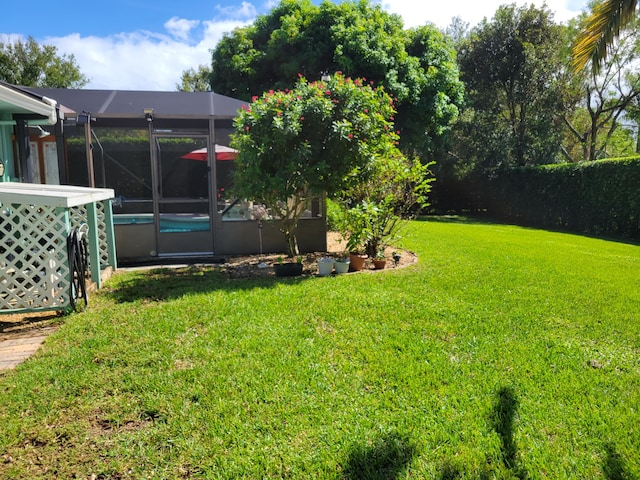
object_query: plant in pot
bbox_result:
[372,249,387,270]
[334,252,350,274]
[333,154,434,270]
[317,256,334,276]
[274,256,303,277]
[333,202,369,272]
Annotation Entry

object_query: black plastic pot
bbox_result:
[274,262,303,277]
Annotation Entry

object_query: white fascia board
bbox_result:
[0,84,57,124]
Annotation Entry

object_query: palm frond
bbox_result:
[572,0,638,74]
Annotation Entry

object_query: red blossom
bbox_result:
[245,126,250,131]
[252,96,259,102]
[348,133,353,138]
[300,116,305,121]
[325,90,331,95]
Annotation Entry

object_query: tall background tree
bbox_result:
[0,36,87,88]
[208,0,464,158]
[176,64,212,92]
[453,4,567,173]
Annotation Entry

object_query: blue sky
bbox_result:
[0,0,589,91]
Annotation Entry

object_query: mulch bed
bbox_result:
[217,245,417,280]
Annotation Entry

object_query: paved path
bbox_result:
[0,326,58,371]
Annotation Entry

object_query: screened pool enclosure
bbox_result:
[21,88,327,262]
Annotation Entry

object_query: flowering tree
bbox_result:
[231,73,402,257]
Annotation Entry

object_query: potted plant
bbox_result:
[317,256,334,276]
[372,250,387,270]
[334,252,350,274]
[333,203,369,272]
[274,256,303,277]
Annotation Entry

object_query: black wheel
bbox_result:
[67,227,89,311]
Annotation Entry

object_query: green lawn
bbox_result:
[1,218,638,479]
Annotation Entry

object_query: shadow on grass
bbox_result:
[104,265,310,303]
[342,432,416,480]
[492,387,527,479]
[603,443,635,480]
[415,215,496,225]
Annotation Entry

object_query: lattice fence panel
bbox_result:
[70,204,110,270]
[70,205,89,271]
[0,202,70,311]
[96,202,110,268]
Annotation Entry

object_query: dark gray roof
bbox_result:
[21,87,247,120]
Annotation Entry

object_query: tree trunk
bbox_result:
[282,220,300,258]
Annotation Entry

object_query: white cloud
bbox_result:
[215,1,258,20]
[164,16,200,42]
[379,0,589,29]
[45,18,250,91]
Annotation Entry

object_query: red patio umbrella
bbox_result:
[181,144,238,161]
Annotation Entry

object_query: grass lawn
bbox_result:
[0,218,638,479]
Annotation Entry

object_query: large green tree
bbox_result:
[209,0,463,157]
[230,73,402,256]
[454,4,566,172]
[0,36,87,88]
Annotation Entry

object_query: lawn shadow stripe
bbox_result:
[341,432,416,480]
[104,265,311,303]
[492,386,528,479]
[603,442,636,480]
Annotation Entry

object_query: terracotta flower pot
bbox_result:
[348,253,368,272]
[372,258,386,270]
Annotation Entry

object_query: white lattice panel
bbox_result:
[70,205,90,271]
[70,204,110,270]
[96,202,110,268]
[0,202,71,311]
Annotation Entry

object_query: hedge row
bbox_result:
[483,157,640,240]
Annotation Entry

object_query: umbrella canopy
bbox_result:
[181,144,238,161]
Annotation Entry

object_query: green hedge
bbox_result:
[484,157,640,239]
